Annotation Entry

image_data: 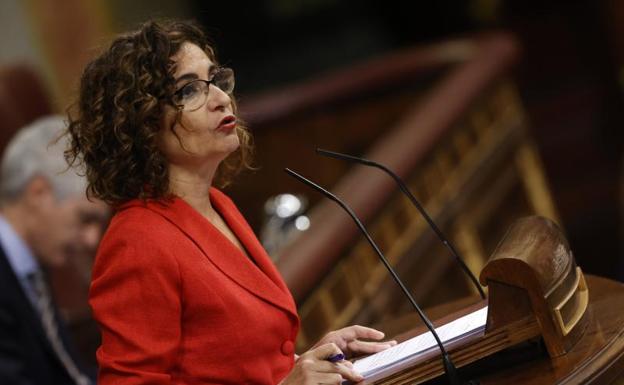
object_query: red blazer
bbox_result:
[89,188,300,385]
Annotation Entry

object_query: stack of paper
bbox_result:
[353,306,488,379]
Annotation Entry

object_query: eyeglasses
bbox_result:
[172,67,235,111]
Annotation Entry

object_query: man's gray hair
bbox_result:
[0,115,86,203]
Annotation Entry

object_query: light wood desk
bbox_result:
[373,275,624,384]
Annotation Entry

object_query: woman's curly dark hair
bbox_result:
[65,19,253,206]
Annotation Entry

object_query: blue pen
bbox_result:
[327,353,345,363]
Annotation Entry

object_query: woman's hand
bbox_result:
[280,343,363,385]
[313,325,397,358]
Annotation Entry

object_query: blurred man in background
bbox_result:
[0,115,109,385]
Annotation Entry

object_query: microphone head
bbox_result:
[284,168,332,198]
[316,148,375,166]
[284,168,307,183]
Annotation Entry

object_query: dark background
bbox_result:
[191,0,624,281]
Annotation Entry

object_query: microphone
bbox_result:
[285,168,462,385]
[316,148,486,300]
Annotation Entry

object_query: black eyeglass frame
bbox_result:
[172,67,235,111]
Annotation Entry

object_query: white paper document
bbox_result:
[353,306,488,378]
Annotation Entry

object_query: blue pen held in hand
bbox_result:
[327,353,346,363]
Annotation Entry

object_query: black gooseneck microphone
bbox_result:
[285,168,462,385]
[316,148,486,300]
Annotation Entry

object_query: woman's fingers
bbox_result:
[309,344,363,382]
[334,363,363,383]
[294,326,394,383]
[313,372,343,384]
[326,326,396,356]
[347,339,397,355]
[337,325,386,341]
[283,343,364,385]
[311,343,343,360]
[309,361,362,382]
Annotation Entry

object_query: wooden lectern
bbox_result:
[365,216,624,384]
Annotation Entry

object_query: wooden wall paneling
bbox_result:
[237,34,558,351]
[292,79,564,349]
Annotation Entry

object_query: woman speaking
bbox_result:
[66,20,394,385]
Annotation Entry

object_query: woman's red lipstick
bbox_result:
[217,115,237,132]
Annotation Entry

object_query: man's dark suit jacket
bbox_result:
[0,245,86,385]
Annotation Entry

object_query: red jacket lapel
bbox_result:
[122,192,298,320]
[209,188,293,297]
